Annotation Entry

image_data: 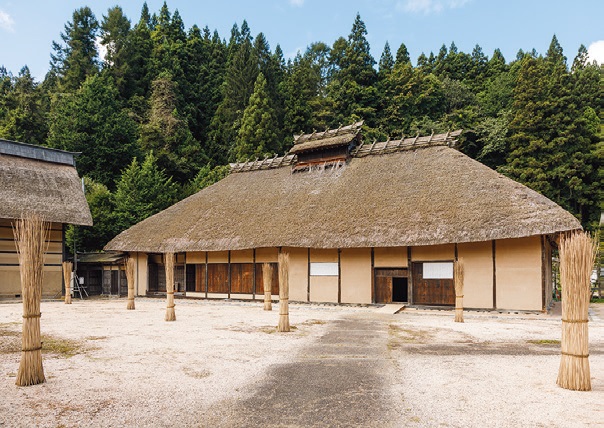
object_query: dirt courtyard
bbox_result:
[0,298,603,427]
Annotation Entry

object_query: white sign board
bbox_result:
[310,262,339,276]
[423,262,454,279]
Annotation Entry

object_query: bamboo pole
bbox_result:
[557,232,596,391]
[165,253,176,321]
[277,252,290,332]
[62,261,72,305]
[263,263,273,311]
[14,213,49,386]
[454,258,464,323]
[126,256,136,310]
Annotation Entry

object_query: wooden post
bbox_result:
[126,256,136,310]
[262,263,273,311]
[557,232,595,391]
[62,261,72,304]
[277,252,290,332]
[165,253,176,321]
[14,214,48,386]
[454,258,464,323]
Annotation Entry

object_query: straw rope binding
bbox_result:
[277,252,290,332]
[556,232,596,391]
[262,263,273,311]
[13,213,49,386]
[164,252,176,321]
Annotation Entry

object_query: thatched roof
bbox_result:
[106,141,580,253]
[77,252,125,264]
[0,140,92,226]
[289,120,363,154]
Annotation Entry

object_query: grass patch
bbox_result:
[388,323,433,347]
[527,339,560,345]
[591,298,604,303]
[0,324,21,354]
[0,325,87,357]
[183,367,211,379]
[300,319,327,326]
[41,335,86,358]
[86,336,108,341]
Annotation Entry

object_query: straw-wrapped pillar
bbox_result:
[557,232,595,391]
[126,256,136,310]
[14,214,49,386]
[277,252,290,332]
[62,261,72,304]
[454,258,464,323]
[262,263,273,311]
[164,253,176,321]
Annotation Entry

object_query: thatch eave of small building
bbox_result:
[77,252,126,264]
[105,144,580,254]
[0,151,92,226]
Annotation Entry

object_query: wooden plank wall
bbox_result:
[0,220,64,297]
[183,258,280,297]
[411,262,455,305]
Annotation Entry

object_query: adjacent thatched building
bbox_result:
[106,122,580,311]
[0,139,92,298]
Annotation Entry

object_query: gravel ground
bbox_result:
[0,298,602,427]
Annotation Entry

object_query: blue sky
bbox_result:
[1,0,603,81]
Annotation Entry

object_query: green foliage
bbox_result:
[233,73,280,161]
[66,177,120,252]
[0,67,48,145]
[378,42,394,77]
[99,6,133,99]
[326,14,378,127]
[139,72,205,182]
[47,73,139,187]
[50,6,100,92]
[183,164,230,197]
[502,51,601,229]
[114,152,180,230]
[395,42,411,66]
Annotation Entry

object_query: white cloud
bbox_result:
[95,36,109,64]
[0,10,15,32]
[397,0,470,14]
[587,40,604,65]
[290,0,304,6]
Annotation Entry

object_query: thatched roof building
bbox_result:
[105,125,580,311]
[106,130,578,253]
[0,139,92,226]
[0,139,92,298]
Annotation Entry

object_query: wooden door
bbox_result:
[412,262,454,305]
[375,276,392,303]
[103,270,112,294]
[119,269,127,296]
[207,264,229,293]
[231,263,254,294]
[111,270,119,295]
[174,266,185,292]
[375,269,408,303]
[195,264,206,292]
[156,265,166,292]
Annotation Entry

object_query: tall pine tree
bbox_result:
[233,73,280,161]
[50,7,99,92]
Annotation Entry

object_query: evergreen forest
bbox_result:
[0,3,602,252]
